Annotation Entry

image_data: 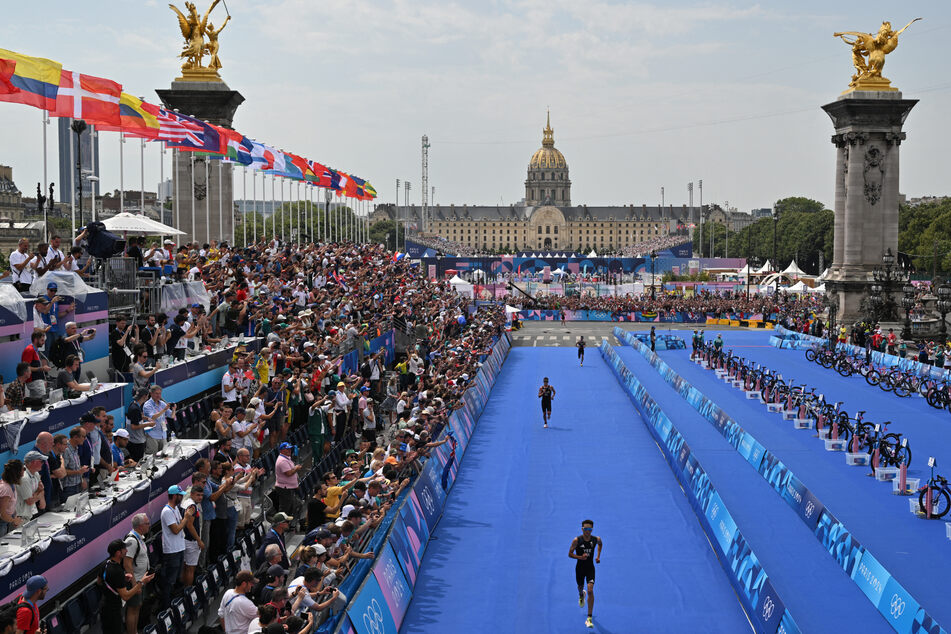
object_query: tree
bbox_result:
[774,196,826,215]
[898,198,951,277]
[369,219,404,251]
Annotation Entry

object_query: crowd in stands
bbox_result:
[508,290,824,320]
[619,234,692,257]
[1,235,506,633]
[409,232,690,259]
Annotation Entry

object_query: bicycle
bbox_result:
[861,422,911,475]
[918,459,951,519]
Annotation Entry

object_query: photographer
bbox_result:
[9,238,36,292]
[122,513,151,634]
[102,539,154,634]
[109,315,137,374]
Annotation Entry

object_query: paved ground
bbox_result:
[510,320,748,347]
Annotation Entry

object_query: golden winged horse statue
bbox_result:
[169,0,222,72]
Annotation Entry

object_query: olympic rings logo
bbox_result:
[363,598,385,634]
[890,594,905,619]
[762,596,775,621]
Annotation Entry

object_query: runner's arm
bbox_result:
[596,537,602,563]
[568,537,584,560]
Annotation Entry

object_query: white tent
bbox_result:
[587,250,598,257]
[449,275,473,298]
[817,268,829,281]
[504,305,521,314]
[736,264,753,277]
[810,283,826,293]
[448,275,467,285]
[755,260,772,274]
[782,260,806,278]
[102,212,185,235]
[787,281,809,293]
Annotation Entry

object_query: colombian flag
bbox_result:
[93,93,160,138]
[0,48,62,111]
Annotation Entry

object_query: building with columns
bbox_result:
[374,113,699,252]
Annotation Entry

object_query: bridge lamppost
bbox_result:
[901,283,915,341]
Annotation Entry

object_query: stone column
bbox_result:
[156,80,244,245]
[821,91,916,321]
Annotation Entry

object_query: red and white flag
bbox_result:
[50,69,121,126]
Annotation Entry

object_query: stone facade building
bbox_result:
[373,114,699,252]
[0,166,23,221]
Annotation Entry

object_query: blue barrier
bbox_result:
[326,332,511,634]
[615,327,946,634]
[599,341,800,634]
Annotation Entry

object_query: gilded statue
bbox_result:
[834,18,920,92]
[169,0,227,74]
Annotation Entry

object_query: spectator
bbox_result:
[110,315,136,374]
[180,484,206,587]
[159,484,193,608]
[53,321,96,378]
[208,460,236,564]
[61,427,89,497]
[111,428,135,467]
[46,235,65,268]
[274,442,303,520]
[167,313,201,361]
[63,246,93,278]
[143,385,175,455]
[48,434,68,505]
[124,388,152,462]
[15,451,46,520]
[33,432,55,510]
[12,575,48,634]
[254,544,283,583]
[129,345,158,390]
[286,569,341,617]
[101,539,153,634]
[3,363,30,412]
[0,460,24,536]
[218,570,258,634]
[122,513,151,634]
[9,238,36,292]
[191,464,215,569]
[256,512,293,570]
[54,355,93,398]
[21,329,49,403]
[255,565,287,604]
[232,448,262,531]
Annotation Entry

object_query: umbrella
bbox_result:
[102,212,185,236]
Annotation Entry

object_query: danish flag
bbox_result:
[50,70,121,126]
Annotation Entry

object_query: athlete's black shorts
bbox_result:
[576,564,595,587]
[541,399,552,412]
[577,347,585,358]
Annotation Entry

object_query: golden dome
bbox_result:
[529,111,567,169]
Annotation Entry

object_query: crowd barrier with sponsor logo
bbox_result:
[615,327,947,634]
[771,325,951,381]
[328,332,511,634]
[599,341,800,634]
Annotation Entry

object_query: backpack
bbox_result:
[49,337,68,369]
[0,598,37,632]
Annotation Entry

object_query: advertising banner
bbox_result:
[348,573,399,634]
[371,543,413,630]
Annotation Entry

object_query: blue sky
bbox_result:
[0,1,948,213]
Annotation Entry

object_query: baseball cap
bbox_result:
[360,386,369,392]
[25,575,48,595]
[313,544,328,555]
[337,381,345,387]
[24,450,48,462]
[114,428,130,439]
[167,485,186,496]
[339,504,355,519]
[315,529,332,541]
[344,449,357,456]
[267,564,288,579]
[191,303,201,308]
[249,397,262,406]
[47,282,58,290]
[279,442,294,451]
[272,512,293,524]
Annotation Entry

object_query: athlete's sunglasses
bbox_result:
[581,527,592,532]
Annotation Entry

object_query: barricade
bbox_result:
[613,326,944,634]
[599,342,799,634]
[329,333,511,634]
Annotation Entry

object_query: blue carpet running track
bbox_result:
[645,329,951,627]
[401,347,750,633]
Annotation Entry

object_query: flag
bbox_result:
[363,180,378,200]
[162,110,225,154]
[247,139,275,171]
[440,432,457,490]
[205,127,253,165]
[0,48,63,111]
[304,159,327,183]
[50,70,121,126]
[350,175,367,199]
[330,271,348,291]
[316,167,338,190]
[89,92,159,138]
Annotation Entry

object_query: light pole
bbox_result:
[70,119,87,228]
[773,208,779,295]
[901,283,915,341]
[325,188,333,243]
[650,250,657,300]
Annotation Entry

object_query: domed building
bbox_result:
[373,113,700,253]
[525,111,570,207]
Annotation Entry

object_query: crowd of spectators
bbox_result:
[1,236,506,633]
[619,234,692,257]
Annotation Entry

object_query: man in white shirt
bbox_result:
[46,235,66,270]
[15,451,47,519]
[123,513,151,634]
[10,238,36,292]
[159,485,192,607]
[218,570,258,634]
[143,385,175,454]
[221,361,238,406]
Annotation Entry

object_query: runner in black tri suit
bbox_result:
[538,377,555,428]
[569,519,602,628]
[577,336,586,367]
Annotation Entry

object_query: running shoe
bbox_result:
[578,594,584,607]
[544,423,548,428]
[585,616,593,628]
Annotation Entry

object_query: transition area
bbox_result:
[401,347,750,633]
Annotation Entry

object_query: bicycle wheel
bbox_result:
[879,375,895,392]
[919,487,951,519]
[865,370,881,387]
[894,380,911,398]
[805,348,817,362]
[926,389,940,409]
[836,360,853,377]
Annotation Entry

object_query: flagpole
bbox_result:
[252,169,257,245]
[42,111,48,241]
[190,153,196,243]
[160,144,166,226]
[280,178,285,243]
[270,175,275,245]
[69,118,76,240]
[119,133,125,216]
[205,158,211,245]
[174,148,180,234]
[230,164,235,247]
[90,126,98,222]
[140,139,145,215]
[218,160,223,248]
[296,181,301,244]
[242,166,247,247]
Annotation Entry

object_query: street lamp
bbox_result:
[901,284,915,341]
[772,208,779,295]
[937,283,951,336]
[71,119,87,228]
[825,293,838,348]
[324,188,332,243]
[650,250,657,300]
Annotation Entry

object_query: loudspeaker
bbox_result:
[85,221,125,259]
